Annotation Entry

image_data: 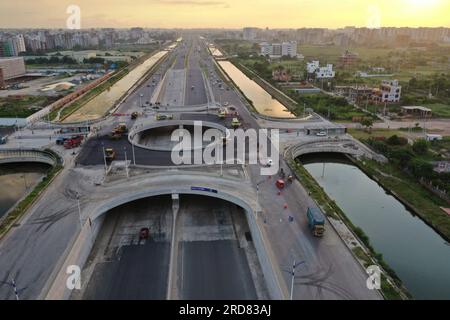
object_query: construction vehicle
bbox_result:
[105,148,116,161]
[231,117,241,129]
[131,112,138,120]
[306,207,325,237]
[63,135,83,149]
[112,123,128,135]
[219,108,227,119]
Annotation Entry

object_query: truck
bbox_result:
[105,148,116,161]
[231,117,241,129]
[306,207,325,237]
[0,136,7,145]
[63,135,83,149]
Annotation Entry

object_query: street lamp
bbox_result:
[290,260,305,300]
[76,193,83,229]
[101,143,107,174]
[139,94,144,108]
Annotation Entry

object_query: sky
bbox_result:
[0,0,449,29]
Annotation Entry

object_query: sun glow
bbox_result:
[406,0,441,9]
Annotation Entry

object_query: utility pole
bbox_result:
[139,94,144,108]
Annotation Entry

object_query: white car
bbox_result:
[223,102,229,106]
[266,159,273,167]
[316,131,327,137]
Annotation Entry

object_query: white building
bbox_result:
[307,60,335,79]
[259,41,298,58]
[306,60,320,74]
[316,64,335,79]
[377,80,402,103]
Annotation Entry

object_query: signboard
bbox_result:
[191,186,218,194]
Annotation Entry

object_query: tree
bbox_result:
[361,118,374,132]
[409,159,433,179]
[412,139,429,155]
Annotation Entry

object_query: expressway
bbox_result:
[0,35,382,300]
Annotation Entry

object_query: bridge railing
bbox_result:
[0,148,61,167]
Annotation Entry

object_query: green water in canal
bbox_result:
[300,153,450,300]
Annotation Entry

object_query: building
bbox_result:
[372,80,402,104]
[315,64,335,79]
[259,41,298,58]
[243,27,258,41]
[306,60,320,74]
[0,57,26,88]
[340,50,359,67]
[401,106,432,117]
[272,68,291,82]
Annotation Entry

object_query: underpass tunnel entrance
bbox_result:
[76,193,268,300]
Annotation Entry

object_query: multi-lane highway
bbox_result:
[0,35,382,300]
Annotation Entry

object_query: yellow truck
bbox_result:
[231,117,241,129]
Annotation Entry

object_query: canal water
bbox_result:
[300,153,450,300]
[0,163,50,219]
[217,61,295,118]
[64,50,170,122]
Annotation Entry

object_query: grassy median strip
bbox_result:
[288,159,409,300]
[0,151,63,239]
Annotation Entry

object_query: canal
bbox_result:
[64,49,170,122]
[217,61,295,118]
[0,163,50,219]
[299,153,450,299]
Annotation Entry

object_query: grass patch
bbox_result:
[0,96,59,118]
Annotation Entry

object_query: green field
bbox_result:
[0,96,58,118]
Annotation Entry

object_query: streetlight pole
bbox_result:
[256,184,259,219]
[124,147,129,178]
[139,94,144,108]
[132,139,136,166]
[290,260,305,300]
[76,194,82,229]
[102,146,107,175]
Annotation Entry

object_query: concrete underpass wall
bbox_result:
[44,188,286,300]
[45,214,105,300]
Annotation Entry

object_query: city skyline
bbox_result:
[1,0,450,29]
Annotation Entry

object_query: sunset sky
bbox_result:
[1,0,449,29]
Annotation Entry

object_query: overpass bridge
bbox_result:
[0,166,285,301]
[0,148,62,167]
[284,136,387,163]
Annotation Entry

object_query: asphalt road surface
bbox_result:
[180,240,257,300]
[83,242,170,300]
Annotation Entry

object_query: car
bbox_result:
[139,228,150,240]
[266,159,273,167]
[229,106,236,111]
[223,102,229,106]
[316,131,327,137]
